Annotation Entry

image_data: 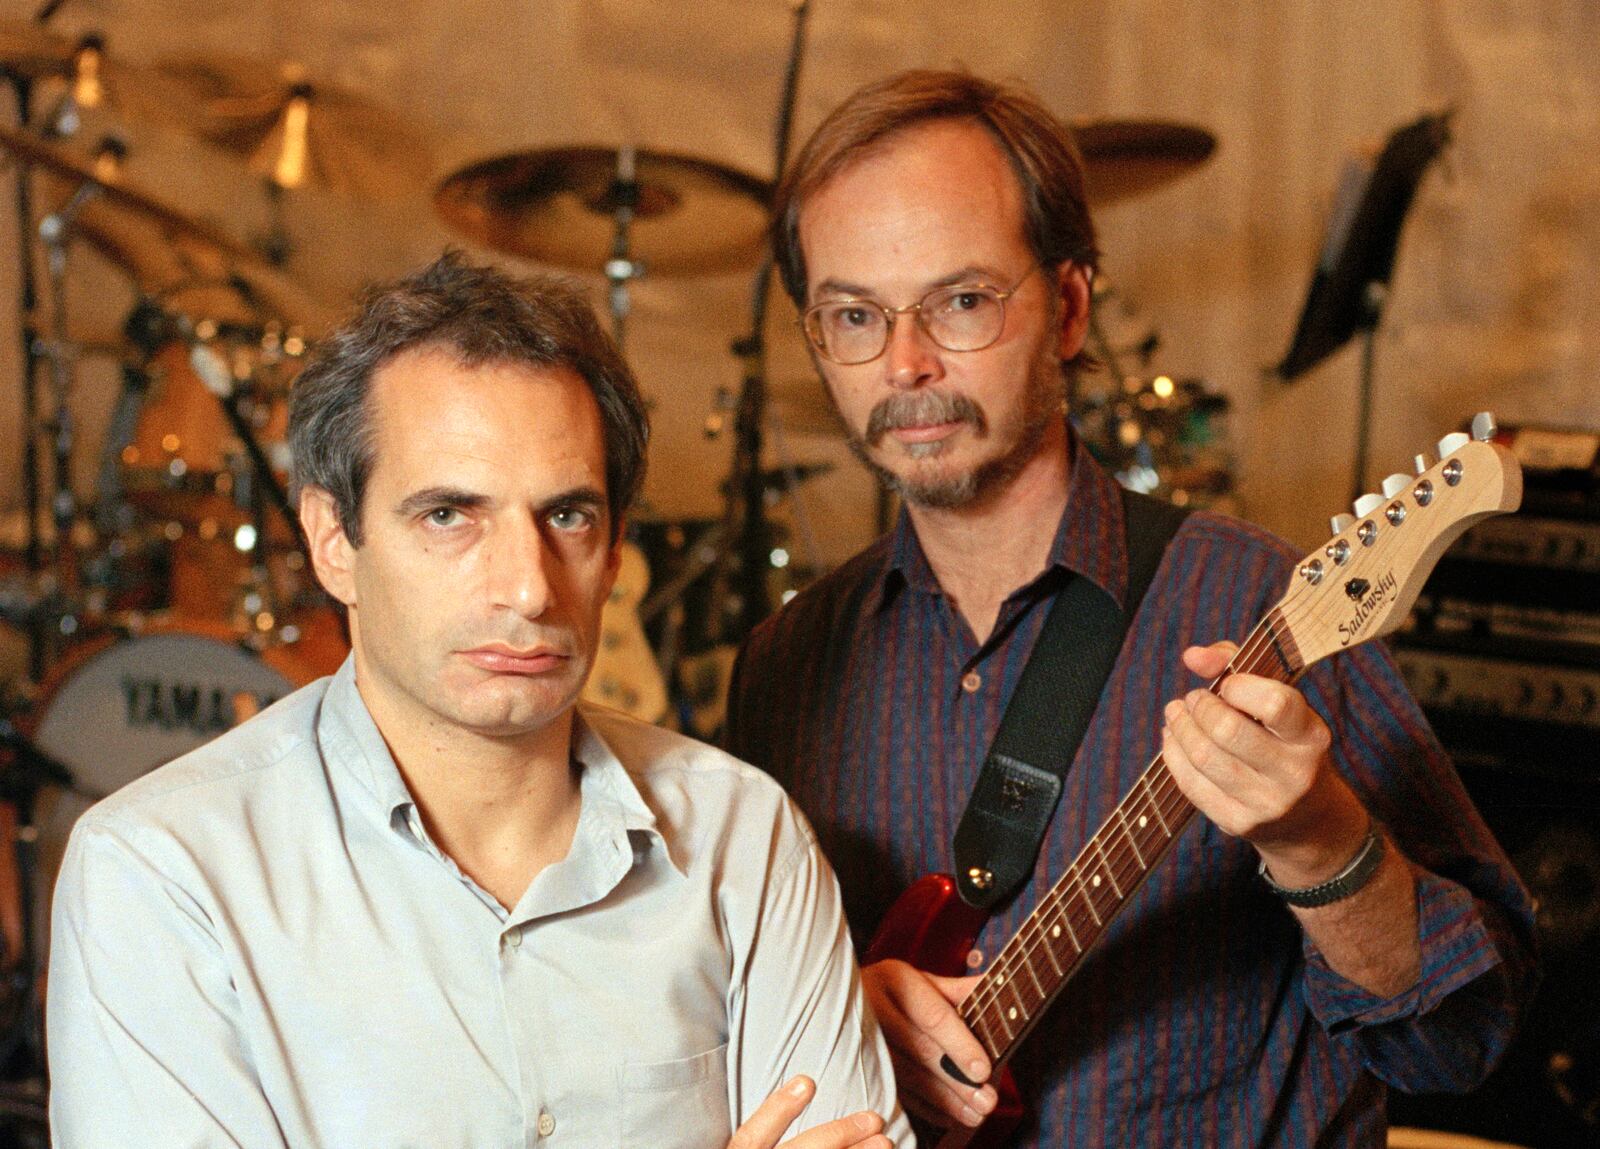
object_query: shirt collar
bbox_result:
[868,427,1130,613]
[316,658,676,872]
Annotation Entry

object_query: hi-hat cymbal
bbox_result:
[435,146,771,277]
[155,54,435,200]
[1072,118,1217,205]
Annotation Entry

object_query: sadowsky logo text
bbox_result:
[1337,570,1398,646]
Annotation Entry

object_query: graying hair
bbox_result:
[288,251,649,546]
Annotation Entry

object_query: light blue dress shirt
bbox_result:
[48,658,909,1148]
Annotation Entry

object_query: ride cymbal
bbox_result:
[1072,118,1217,206]
[435,146,771,276]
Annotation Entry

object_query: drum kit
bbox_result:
[0,10,1228,1118]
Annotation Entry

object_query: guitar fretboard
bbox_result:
[958,607,1304,1066]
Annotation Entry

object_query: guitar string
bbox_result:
[961,479,1442,1049]
[960,611,1293,1039]
[962,487,1422,1040]
[962,619,1301,1047]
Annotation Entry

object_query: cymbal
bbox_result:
[0,126,335,333]
[435,146,771,276]
[1071,118,1217,206]
[0,22,185,123]
[71,205,339,336]
[0,122,247,256]
[155,54,435,200]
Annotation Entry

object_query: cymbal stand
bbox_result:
[602,145,642,351]
[184,337,313,627]
[703,0,811,654]
[34,176,102,644]
[5,72,48,683]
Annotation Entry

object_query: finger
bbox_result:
[727,1076,814,1149]
[868,962,991,1086]
[1180,641,1237,679]
[780,1110,885,1149]
[1215,675,1330,745]
[890,1051,998,1129]
[1161,709,1251,834]
[1180,689,1286,781]
[900,971,991,1085]
[1163,696,1251,794]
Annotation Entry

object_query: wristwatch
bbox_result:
[1259,820,1386,908]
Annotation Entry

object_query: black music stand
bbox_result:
[1275,110,1452,502]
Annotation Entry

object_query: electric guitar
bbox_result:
[584,542,670,723]
[864,416,1523,1148]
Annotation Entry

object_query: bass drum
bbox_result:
[29,624,329,962]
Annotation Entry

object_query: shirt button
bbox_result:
[961,671,982,693]
[537,1111,556,1137]
[505,929,523,949]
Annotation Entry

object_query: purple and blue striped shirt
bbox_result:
[727,438,1536,1148]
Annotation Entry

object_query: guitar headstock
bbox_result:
[1277,413,1523,670]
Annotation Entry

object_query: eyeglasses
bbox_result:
[801,264,1040,366]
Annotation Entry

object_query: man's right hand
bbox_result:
[860,959,998,1129]
[727,1076,891,1149]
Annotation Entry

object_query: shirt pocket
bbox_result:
[617,1042,731,1148]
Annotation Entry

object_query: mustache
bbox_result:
[864,390,984,445]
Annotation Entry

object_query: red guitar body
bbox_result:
[864,874,1026,1149]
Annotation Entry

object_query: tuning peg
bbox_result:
[1471,411,1498,442]
[1353,493,1385,518]
[1381,473,1411,498]
[1413,451,1435,475]
[1330,513,1356,535]
[1436,431,1470,457]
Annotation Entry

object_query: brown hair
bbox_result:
[774,69,1099,318]
[289,251,648,547]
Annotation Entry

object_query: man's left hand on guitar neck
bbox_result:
[1162,641,1421,998]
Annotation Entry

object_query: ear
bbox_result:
[299,486,358,608]
[1054,261,1093,362]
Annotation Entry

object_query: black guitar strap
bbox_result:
[952,489,1191,909]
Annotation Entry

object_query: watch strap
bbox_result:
[1259,820,1386,908]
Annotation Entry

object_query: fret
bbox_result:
[1048,895,1082,954]
[1260,609,1303,679]
[1139,770,1173,837]
[991,976,1023,1036]
[1089,835,1124,901]
[1113,803,1147,870]
[968,1000,1002,1059]
[1014,937,1046,1003]
[1070,869,1103,927]
[1036,920,1065,975]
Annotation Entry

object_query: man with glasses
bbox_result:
[726,70,1535,1146]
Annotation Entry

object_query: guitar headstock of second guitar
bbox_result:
[1277,412,1523,670]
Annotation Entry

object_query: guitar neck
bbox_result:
[943,429,1520,1077]
[958,607,1305,1068]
